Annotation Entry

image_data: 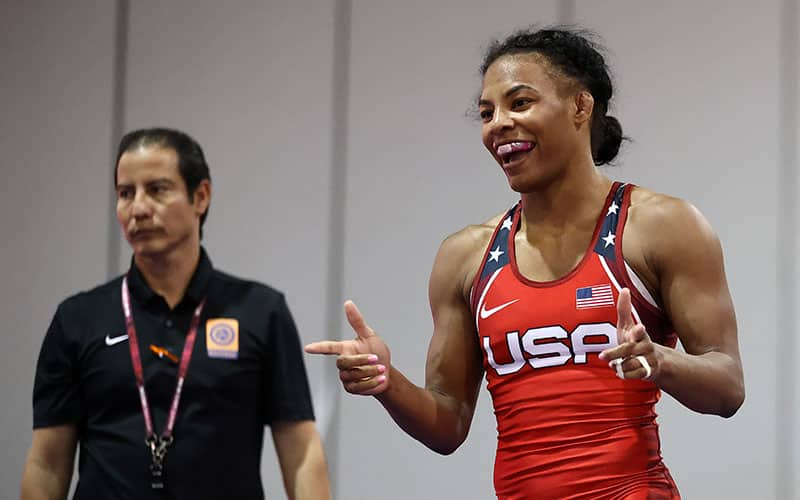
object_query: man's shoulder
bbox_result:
[210,269,286,307]
[57,275,124,314]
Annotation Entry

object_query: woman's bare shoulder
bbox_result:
[441,212,507,256]
[434,211,511,297]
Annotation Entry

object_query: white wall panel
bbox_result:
[0,1,116,497]
[574,1,781,498]
[791,1,800,497]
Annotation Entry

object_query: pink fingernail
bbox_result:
[377,375,386,383]
[377,365,386,373]
[367,354,378,363]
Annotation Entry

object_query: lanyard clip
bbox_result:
[145,435,158,457]
[144,435,173,467]
[146,435,173,490]
[146,435,173,464]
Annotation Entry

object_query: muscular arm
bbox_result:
[20,425,77,500]
[271,420,330,500]
[636,195,744,417]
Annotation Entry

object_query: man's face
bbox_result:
[115,145,209,258]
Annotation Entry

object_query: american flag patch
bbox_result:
[576,284,615,309]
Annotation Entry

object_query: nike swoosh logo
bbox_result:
[105,334,129,346]
[479,299,520,319]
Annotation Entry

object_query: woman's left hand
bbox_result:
[599,288,662,381]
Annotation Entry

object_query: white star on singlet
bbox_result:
[489,246,504,262]
[602,231,616,248]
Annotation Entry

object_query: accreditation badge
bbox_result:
[205,318,239,359]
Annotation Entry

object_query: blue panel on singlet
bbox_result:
[477,204,517,285]
[593,183,627,262]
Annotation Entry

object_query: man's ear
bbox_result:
[574,90,595,125]
[193,179,211,217]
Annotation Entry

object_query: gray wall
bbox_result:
[0,0,117,494]
[1,1,797,499]
[786,1,800,498]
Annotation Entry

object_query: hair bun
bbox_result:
[592,115,623,165]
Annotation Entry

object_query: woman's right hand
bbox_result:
[305,300,391,396]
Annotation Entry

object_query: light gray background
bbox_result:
[1,1,797,499]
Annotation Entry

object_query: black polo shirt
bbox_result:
[33,249,315,500]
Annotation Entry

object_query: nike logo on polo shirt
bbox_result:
[105,334,129,346]
[479,299,520,319]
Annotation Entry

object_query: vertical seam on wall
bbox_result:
[106,0,129,279]
[325,0,351,496]
[777,0,798,498]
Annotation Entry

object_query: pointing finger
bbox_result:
[304,340,345,355]
[599,342,633,362]
[616,288,635,330]
[344,300,375,340]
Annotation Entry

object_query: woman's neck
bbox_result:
[519,162,612,231]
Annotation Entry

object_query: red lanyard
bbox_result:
[121,276,205,488]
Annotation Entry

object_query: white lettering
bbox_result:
[482,322,618,376]
[483,332,526,375]
[572,323,617,364]
[521,326,571,369]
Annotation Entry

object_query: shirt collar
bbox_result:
[127,247,213,307]
[184,247,213,303]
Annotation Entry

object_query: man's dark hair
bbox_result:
[115,127,212,237]
[481,27,625,165]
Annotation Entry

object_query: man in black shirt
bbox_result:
[20,128,330,500]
